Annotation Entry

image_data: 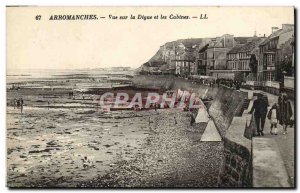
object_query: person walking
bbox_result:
[249,93,268,136]
[278,94,293,134]
[267,104,279,135]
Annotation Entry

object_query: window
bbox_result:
[267,54,274,65]
[266,72,275,81]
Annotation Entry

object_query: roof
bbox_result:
[208,40,223,48]
[198,44,209,53]
[228,44,244,54]
[228,38,264,54]
[234,37,256,44]
[159,64,169,71]
[277,30,294,49]
[260,27,294,46]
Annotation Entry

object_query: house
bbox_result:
[174,55,195,77]
[258,24,294,81]
[197,34,236,77]
[159,64,176,75]
[196,44,209,75]
[221,38,265,80]
[138,61,164,75]
[202,35,265,81]
[174,46,196,77]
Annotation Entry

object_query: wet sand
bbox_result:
[7,77,224,188]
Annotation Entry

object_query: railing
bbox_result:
[264,81,280,89]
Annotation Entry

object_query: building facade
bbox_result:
[174,46,196,77]
[197,34,236,77]
[258,24,294,81]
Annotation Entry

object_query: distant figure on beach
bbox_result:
[249,93,268,136]
[68,91,74,99]
[154,103,158,111]
[82,156,93,169]
[16,99,20,108]
[174,116,177,125]
[13,98,17,109]
[278,93,293,134]
[19,98,24,113]
[190,113,195,126]
[48,101,50,110]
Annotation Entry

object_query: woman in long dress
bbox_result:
[278,94,293,134]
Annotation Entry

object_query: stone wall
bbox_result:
[132,75,218,99]
[208,87,247,137]
[218,116,253,187]
[218,90,254,187]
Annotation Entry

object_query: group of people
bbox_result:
[189,77,241,90]
[249,92,293,136]
[13,97,24,113]
[216,78,241,90]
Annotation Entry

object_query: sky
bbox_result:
[6,6,294,70]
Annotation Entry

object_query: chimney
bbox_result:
[272,27,280,33]
[282,24,294,30]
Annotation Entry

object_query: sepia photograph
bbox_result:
[6,6,295,188]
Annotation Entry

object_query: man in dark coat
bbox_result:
[249,93,269,136]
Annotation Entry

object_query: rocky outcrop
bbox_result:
[136,39,205,74]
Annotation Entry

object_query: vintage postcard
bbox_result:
[6,6,295,188]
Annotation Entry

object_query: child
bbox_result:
[267,104,279,135]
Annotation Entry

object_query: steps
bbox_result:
[243,98,250,110]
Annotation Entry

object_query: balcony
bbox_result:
[265,66,275,71]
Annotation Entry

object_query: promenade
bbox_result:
[241,89,295,187]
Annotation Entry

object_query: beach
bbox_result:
[6,70,223,187]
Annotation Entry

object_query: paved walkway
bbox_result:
[253,138,291,187]
[241,89,295,187]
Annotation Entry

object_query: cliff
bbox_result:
[136,38,210,73]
